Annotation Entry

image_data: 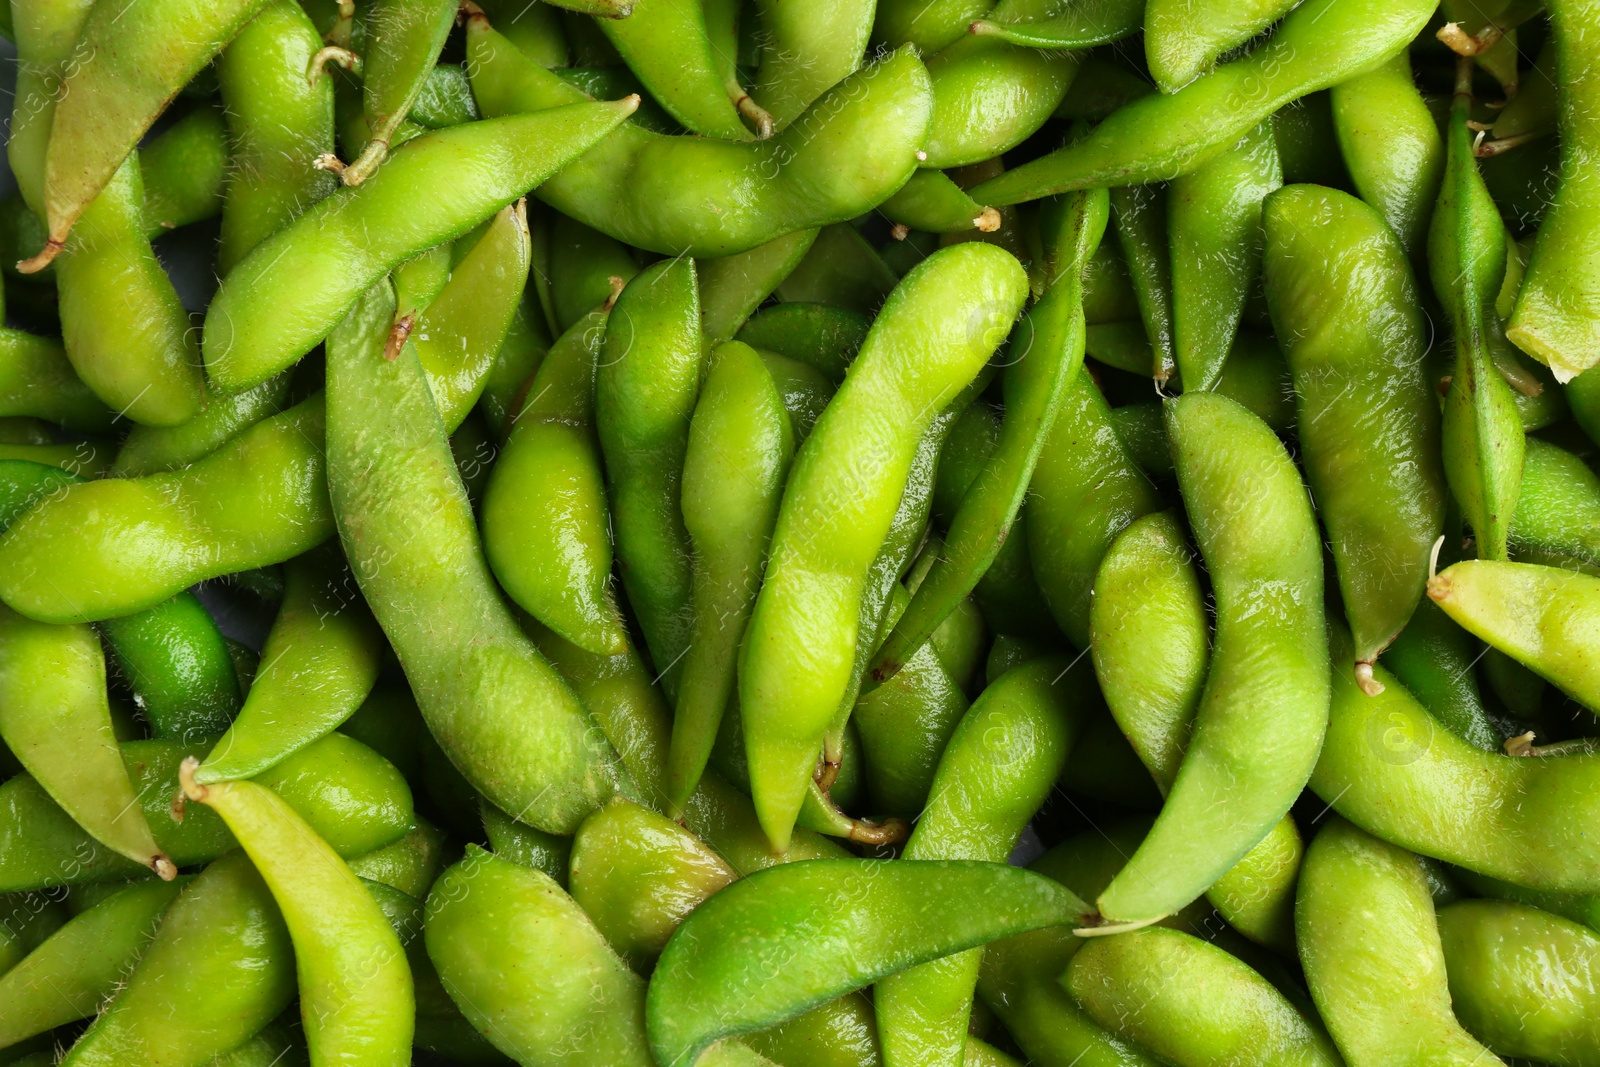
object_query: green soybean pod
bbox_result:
[0,878,185,1049]
[548,214,640,333]
[326,279,618,834]
[215,0,337,273]
[0,394,330,622]
[180,760,414,1066]
[598,258,702,697]
[483,303,627,655]
[881,170,1001,236]
[1437,899,1600,1065]
[969,0,1437,206]
[195,547,384,783]
[0,329,114,435]
[740,242,1027,851]
[921,38,1079,170]
[1264,183,1445,690]
[700,230,821,347]
[1295,817,1502,1067]
[347,818,449,900]
[873,0,993,54]
[1028,371,1162,649]
[341,0,459,186]
[1143,0,1298,94]
[204,101,637,392]
[750,0,875,129]
[647,860,1085,1067]
[101,592,242,742]
[0,608,172,878]
[969,0,1144,49]
[1094,393,1326,928]
[596,0,758,140]
[1108,185,1175,385]
[1169,119,1281,392]
[877,658,1084,1067]
[1311,627,1600,891]
[1379,597,1501,752]
[777,223,900,315]
[57,851,296,1067]
[1510,436,1600,567]
[1063,927,1342,1067]
[112,374,294,478]
[667,342,795,813]
[137,106,229,236]
[1328,52,1444,261]
[477,297,554,438]
[736,303,869,383]
[1506,0,1600,383]
[0,893,68,977]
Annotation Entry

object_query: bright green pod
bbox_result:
[347,818,449,900]
[137,107,229,236]
[1206,816,1303,952]
[393,243,455,324]
[483,304,628,656]
[647,859,1086,1067]
[740,242,1027,851]
[1064,927,1341,1067]
[1027,371,1162,649]
[569,798,737,971]
[700,230,820,346]
[216,0,337,273]
[196,546,384,782]
[0,733,414,892]
[873,0,995,53]
[1311,627,1600,891]
[1109,185,1175,384]
[969,0,1437,205]
[181,761,414,1066]
[466,15,932,257]
[1433,73,1524,562]
[113,373,294,478]
[414,200,533,432]
[1296,817,1502,1067]
[776,223,900,315]
[881,170,1002,235]
[341,0,458,186]
[1452,866,1600,934]
[922,37,1079,170]
[1328,51,1445,261]
[58,851,296,1067]
[1506,0,1600,382]
[0,893,68,977]
[0,329,114,435]
[597,0,758,140]
[408,64,481,128]
[1509,436,1600,567]
[101,591,241,743]
[326,279,618,834]
[0,395,331,623]
[548,214,640,333]
[1169,119,1280,392]
[735,303,868,383]
[0,878,185,1050]
[482,800,572,886]
[877,658,1084,1067]
[204,101,636,392]
[750,0,875,129]
[1144,0,1297,94]
[477,297,554,438]
[26,0,276,263]
[0,607,171,875]
[873,188,1104,683]
[668,342,795,812]
[1264,183,1445,686]
[1094,393,1326,927]
[757,350,834,441]
[969,0,1143,49]
[1379,597,1501,751]
[1437,900,1600,1065]
[1429,559,1600,712]
[598,258,702,696]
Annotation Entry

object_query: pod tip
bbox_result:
[16,238,62,274]
[1354,661,1385,697]
[152,855,178,881]
[846,816,909,846]
[178,756,207,804]
[1074,912,1166,937]
[975,207,1002,232]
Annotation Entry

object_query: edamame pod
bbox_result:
[735,303,868,382]
[0,330,114,435]
[1311,628,1600,891]
[466,15,933,257]
[0,733,414,891]
[101,592,241,742]
[1170,120,1280,392]
[700,230,820,346]
[138,106,229,235]
[1505,0,1600,382]
[970,0,1438,205]
[1264,184,1445,688]
[326,280,618,834]
[1510,436,1600,567]
[0,395,332,623]
[24,0,277,267]
[969,0,1144,49]
[881,170,1002,235]
[180,760,414,1066]
[196,546,384,783]
[0,878,185,1049]
[777,223,900,315]
[598,258,702,694]
[204,101,637,392]
[877,658,1083,1067]
[750,0,875,129]
[483,302,628,655]
[647,859,1087,1067]
[922,38,1079,170]
[0,894,67,977]
[1328,52,1444,261]
[1109,185,1175,384]
[1379,596,1501,751]
[341,0,459,186]
[548,213,640,333]
[740,242,1027,851]
[477,297,554,437]
[347,818,449,900]
[1063,927,1342,1067]
[1093,393,1326,928]
[668,342,795,812]
[598,0,761,140]
[1296,817,1502,1067]
[0,608,171,877]
[216,0,337,274]
[112,373,294,477]
[1144,0,1298,94]
[1437,899,1600,1065]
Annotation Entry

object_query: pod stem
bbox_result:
[974,207,1002,233]
[307,45,362,86]
[1074,912,1166,938]
[1354,661,1385,697]
[15,238,62,275]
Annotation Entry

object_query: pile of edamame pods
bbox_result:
[4,0,1600,1064]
